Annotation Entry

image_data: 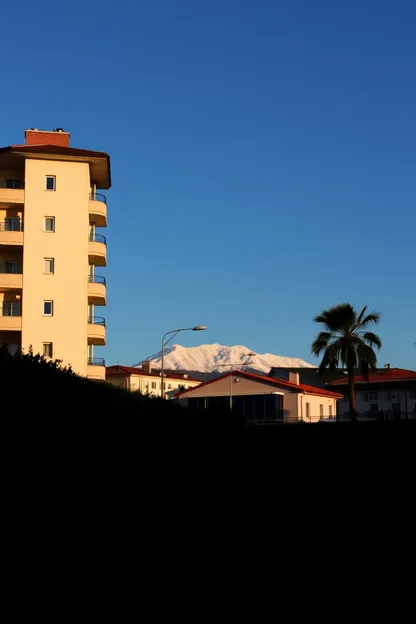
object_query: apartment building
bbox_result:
[0,128,110,379]
[106,362,202,398]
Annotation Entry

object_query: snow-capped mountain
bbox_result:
[134,344,314,375]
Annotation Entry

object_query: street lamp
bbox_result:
[217,352,257,411]
[161,325,207,399]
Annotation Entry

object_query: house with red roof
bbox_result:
[327,366,416,418]
[176,370,342,423]
[106,361,201,398]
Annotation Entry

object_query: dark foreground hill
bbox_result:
[2,349,415,484]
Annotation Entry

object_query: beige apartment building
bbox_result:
[0,128,110,379]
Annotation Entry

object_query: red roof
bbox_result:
[176,370,343,399]
[106,365,201,383]
[330,368,416,385]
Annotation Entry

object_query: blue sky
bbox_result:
[1,0,415,368]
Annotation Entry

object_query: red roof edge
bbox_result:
[329,368,416,385]
[176,370,343,399]
[105,365,201,383]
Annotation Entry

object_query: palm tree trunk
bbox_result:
[347,364,357,422]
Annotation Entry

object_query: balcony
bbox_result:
[87,356,106,380]
[0,262,23,290]
[89,193,107,227]
[88,232,107,267]
[0,187,24,206]
[87,316,106,345]
[0,220,24,246]
[88,274,106,305]
[0,302,22,331]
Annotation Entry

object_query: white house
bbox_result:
[106,362,201,398]
[176,370,342,423]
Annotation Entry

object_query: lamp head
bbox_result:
[193,325,207,331]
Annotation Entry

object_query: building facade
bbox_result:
[328,367,416,418]
[176,370,342,423]
[0,128,110,379]
[106,363,202,397]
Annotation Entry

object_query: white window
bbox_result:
[44,258,54,274]
[390,392,400,401]
[45,217,55,232]
[319,404,324,418]
[151,382,156,389]
[305,402,310,421]
[45,176,56,191]
[43,300,53,316]
[43,342,53,357]
[367,393,378,402]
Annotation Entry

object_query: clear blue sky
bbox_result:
[1,0,415,368]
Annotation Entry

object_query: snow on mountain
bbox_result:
[134,343,314,375]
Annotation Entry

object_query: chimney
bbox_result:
[289,372,300,385]
[142,360,152,374]
[25,128,70,147]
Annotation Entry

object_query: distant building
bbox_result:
[106,361,201,398]
[268,366,347,388]
[327,366,416,418]
[176,370,342,423]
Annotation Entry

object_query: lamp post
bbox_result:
[161,325,207,399]
[217,352,257,411]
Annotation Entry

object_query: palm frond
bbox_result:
[359,311,381,329]
[340,344,357,368]
[363,332,382,350]
[311,332,332,356]
[356,343,378,380]
[314,303,355,332]
[356,306,368,326]
[316,340,341,374]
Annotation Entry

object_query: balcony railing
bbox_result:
[0,219,23,232]
[89,192,107,204]
[0,302,21,316]
[88,316,106,326]
[1,180,25,190]
[87,357,106,367]
[0,263,22,274]
[88,274,106,285]
[89,233,107,245]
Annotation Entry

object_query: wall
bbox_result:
[338,387,416,417]
[297,393,338,422]
[22,158,90,375]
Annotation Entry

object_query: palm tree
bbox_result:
[312,304,382,422]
